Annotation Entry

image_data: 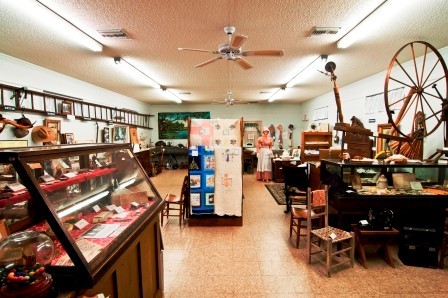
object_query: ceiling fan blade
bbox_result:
[194,56,223,68]
[178,47,217,53]
[242,50,284,56]
[233,57,253,70]
[230,34,248,49]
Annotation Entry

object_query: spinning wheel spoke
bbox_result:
[395,59,419,87]
[389,76,416,90]
[421,94,440,120]
[420,59,440,88]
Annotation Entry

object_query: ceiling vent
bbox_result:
[97,29,129,39]
[310,26,341,36]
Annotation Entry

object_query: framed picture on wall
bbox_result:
[129,126,138,144]
[112,125,129,143]
[103,128,110,143]
[44,119,61,144]
[64,133,75,144]
[376,123,394,153]
[61,101,73,115]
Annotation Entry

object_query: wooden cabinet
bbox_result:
[301,132,332,162]
[343,132,373,158]
[0,144,164,295]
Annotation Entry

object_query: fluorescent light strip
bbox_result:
[285,55,328,88]
[164,89,182,104]
[35,1,103,52]
[57,191,109,218]
[114,57,161,89]
[337,0,396,49]
[267,87,285,103]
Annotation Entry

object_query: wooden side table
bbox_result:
[351,224,400,268]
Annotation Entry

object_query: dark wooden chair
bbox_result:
[289,192,323,248]
[161,175,189,226]
[282,163,308,213]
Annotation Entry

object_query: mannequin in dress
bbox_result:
[256,127,273,181]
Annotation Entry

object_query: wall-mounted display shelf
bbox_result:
[301,132,332,162]
[0,83,153,129]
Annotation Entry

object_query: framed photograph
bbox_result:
[113,125,129,143]
[103,127,110,143]
[377,123,393,153]
[63,133,75,144]
[190,193,201,207]
[204,156,215,170]
[61,101,73,115]
[205,193,214,206]
[190,174,201,188]
[129,126,138,144]
[44,119,61,143]
[205,174,215,188]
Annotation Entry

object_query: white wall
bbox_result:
[0,53,153,146]
[301,46,448,159]
[0,53,303,149]
[149,103,302,149]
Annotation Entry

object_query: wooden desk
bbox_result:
[351,224,400,268]
[272,159,301,182]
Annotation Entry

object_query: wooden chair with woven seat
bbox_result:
[282,163,309,213]
[161,175,189,226]
[306,185,355,277]
[290,187,324,248]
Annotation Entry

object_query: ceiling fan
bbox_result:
[212,91,246,107]
[178,26,284,70]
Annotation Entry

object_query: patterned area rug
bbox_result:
[265,184,286,205]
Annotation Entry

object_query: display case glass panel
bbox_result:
[321,159,448,197]
[0,144,163,288]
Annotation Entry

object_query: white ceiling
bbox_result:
[1,0,448,105]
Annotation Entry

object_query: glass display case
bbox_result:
[321,159,448,199]
[0,143,164,292]
[320,158,448,268]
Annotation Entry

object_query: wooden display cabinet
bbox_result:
[0,144,164,296]
[301,132,332,162]
[320,159,448,267]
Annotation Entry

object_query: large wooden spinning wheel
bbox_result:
[384,41,448,159]
[385,41,448,138]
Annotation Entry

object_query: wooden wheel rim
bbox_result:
[384,41,448,139]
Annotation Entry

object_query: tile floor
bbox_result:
[151,169,448,297]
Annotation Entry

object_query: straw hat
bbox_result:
[32,126,56,142]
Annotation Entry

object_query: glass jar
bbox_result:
[0,230,54,296]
